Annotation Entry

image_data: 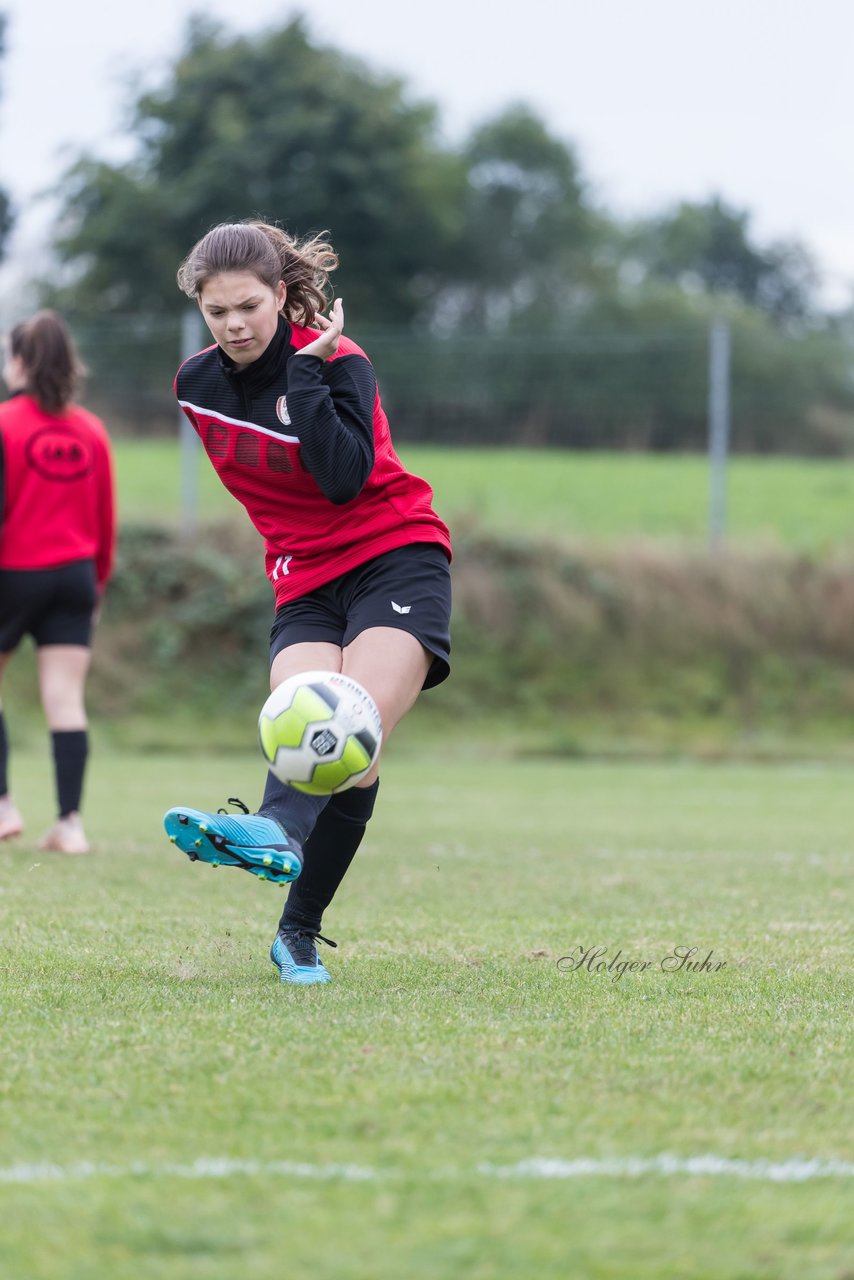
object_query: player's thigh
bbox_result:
[37,645,92,727]
[269,641,343,692]
[342,626,431,737]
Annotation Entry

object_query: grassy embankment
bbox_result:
[7,444,854,757]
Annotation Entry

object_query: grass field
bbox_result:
[1,742,851,1278]
[115,440,854,551]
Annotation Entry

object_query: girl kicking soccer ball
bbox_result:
[163,220,452,985]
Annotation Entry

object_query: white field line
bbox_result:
[0,1154,852,1187]
[0,1159,376,1186]
[478,1155,854,1182]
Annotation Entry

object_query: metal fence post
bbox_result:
[179,309,204,538]
[708,317,731,550]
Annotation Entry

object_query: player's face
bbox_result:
[198,271,286,365]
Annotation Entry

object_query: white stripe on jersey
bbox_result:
[178,400,300,445]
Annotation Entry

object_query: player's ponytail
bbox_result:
[177,220,339,325]
[8,311,84,415]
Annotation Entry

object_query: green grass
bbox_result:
[1,744,851,1278]
[115,439,854,551]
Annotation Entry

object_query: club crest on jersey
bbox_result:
[275,395,291,426]
[26,426,94,481]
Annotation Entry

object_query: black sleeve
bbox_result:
[285,353,376,504]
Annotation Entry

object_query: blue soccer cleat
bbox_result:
[163,800,302,885]
[270,928,336,985]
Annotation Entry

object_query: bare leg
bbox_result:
[36,645,91,855]
[269,641,343,690]
[37,645,90,730]
[342,626,432,786]
[0,652,24,840]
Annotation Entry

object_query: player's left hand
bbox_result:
[296,298,344,360]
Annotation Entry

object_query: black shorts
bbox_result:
[269,543,452,689]
[0,561,98,652]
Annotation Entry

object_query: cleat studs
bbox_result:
[263,854,273,866]
[211,860,219,867]
[188,853,198,862]
[199,822,208,832]
[169,835,177,844]
[194,839,202,847]
[283,861,292,874]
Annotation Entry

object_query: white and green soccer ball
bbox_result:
[258,670,383,795]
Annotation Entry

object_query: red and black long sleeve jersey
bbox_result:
[175,316,451,606]
[0,393,116,590]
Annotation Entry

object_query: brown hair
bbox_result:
[176,220,339,325]
[8,310,85,414]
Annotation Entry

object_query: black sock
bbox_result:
[51,730,88,817]
[0,710,9,797]
[257,770,329,847]
[280,778,380,935]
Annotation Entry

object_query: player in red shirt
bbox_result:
[163,220,452,985]
[0,311,116,854]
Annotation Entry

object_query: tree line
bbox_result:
[2,15,853,451]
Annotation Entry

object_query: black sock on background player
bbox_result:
[0,711,9,797]
[279,779,380,935]
[51,729,88,816]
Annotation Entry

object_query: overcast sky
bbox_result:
[1,0,853,306]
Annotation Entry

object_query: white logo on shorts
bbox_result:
[391,601,411,614]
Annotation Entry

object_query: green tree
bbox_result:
[48,17,464,324]
[627,196,819,325]
[0,15,14,263]
[435,105,605,329]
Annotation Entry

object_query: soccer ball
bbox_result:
[258,670,383,795]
